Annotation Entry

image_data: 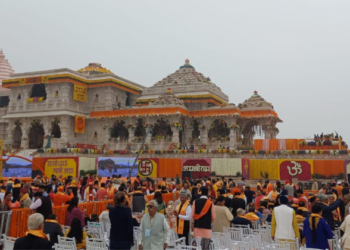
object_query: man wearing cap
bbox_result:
[84,182,96,202]
[53,186,74,206]
[271,196,300,241]
[174,190,192,245]
[318,194,342,230]
[30,191,53,220]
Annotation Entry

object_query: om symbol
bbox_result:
[287,161,303,176]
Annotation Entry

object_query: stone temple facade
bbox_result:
[1,59,282,151]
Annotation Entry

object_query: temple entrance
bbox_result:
[13,126,22,148]
[51,123,61,138]
[152,119,173,139]
[134,119,146,137]
[111,120,129,141]
[29,124,44,149]
[208,119,230,140]
[241,120,261,147]
[191,120,201,140]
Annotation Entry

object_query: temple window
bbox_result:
[111,120,129,141]
[0,96,9,107]
[95,94,99,101]
[55,90,59,97]
[152,119,173,139]
[191,120,201,141]
[126,92,131,106]
[51,123,61,138]
[17,94,21,100]
[30,84,47,100]
[94,132,98,138]
[208,119,230,140]
[134,118,146,137]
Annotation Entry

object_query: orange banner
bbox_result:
[75,116,85,133]
[313,160,344,178]
[158,158,182,178]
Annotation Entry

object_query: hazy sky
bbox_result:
[1,1,350,142]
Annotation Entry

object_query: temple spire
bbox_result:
[0,48,15,84]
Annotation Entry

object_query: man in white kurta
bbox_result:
[139,200,171,250]
[271,196,300,241]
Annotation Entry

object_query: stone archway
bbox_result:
[111,120,129,141]
[28,122,45,149]
[241,120,261,146]
[208,119,230,140]
[191,120,201,141]
[51,123,61,138]
[152,119,173,138]
[13,126,22,149]
[134,118,146,137]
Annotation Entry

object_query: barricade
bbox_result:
[8,192,177,238]
[8,200,113,238]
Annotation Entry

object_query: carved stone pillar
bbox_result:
[21,120,30,149]
[229,129,237,149]
[172,129,180,144]
[59,116,69,143]
[6,120,15,146]
[128,127,134,143]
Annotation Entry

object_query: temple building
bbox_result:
[1,59,281,151]
[0,49,13,141]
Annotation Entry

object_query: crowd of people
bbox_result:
[4,173,350,249]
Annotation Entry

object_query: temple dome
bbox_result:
[151,59,221,90]
[239,91,274,110]
[0,49,14,84]
[77,63,113,75]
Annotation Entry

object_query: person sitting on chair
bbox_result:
[14,213,53,249]
[64,218,93,250]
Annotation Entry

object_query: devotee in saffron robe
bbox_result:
[174,191,192,245]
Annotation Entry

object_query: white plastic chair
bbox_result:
[57,236,77,249]
[262,242,290,250]
[86,237,107,250]
[105,222,111,239]
[211,232,228,249]
[52,243,75,250]
[230,240,253,250]
[252,228,272,244]
[1,234,17,250]
[275,238,299,250]
[87,222,104,238]
[61,225,70,234]
[133,226,142,248]
[223,227,243,241]
[243,234,261,248]
[232,224,251,235]
[176,245,201,250]
[251,220,259,229]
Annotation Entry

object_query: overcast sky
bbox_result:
[1,1,350,142]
